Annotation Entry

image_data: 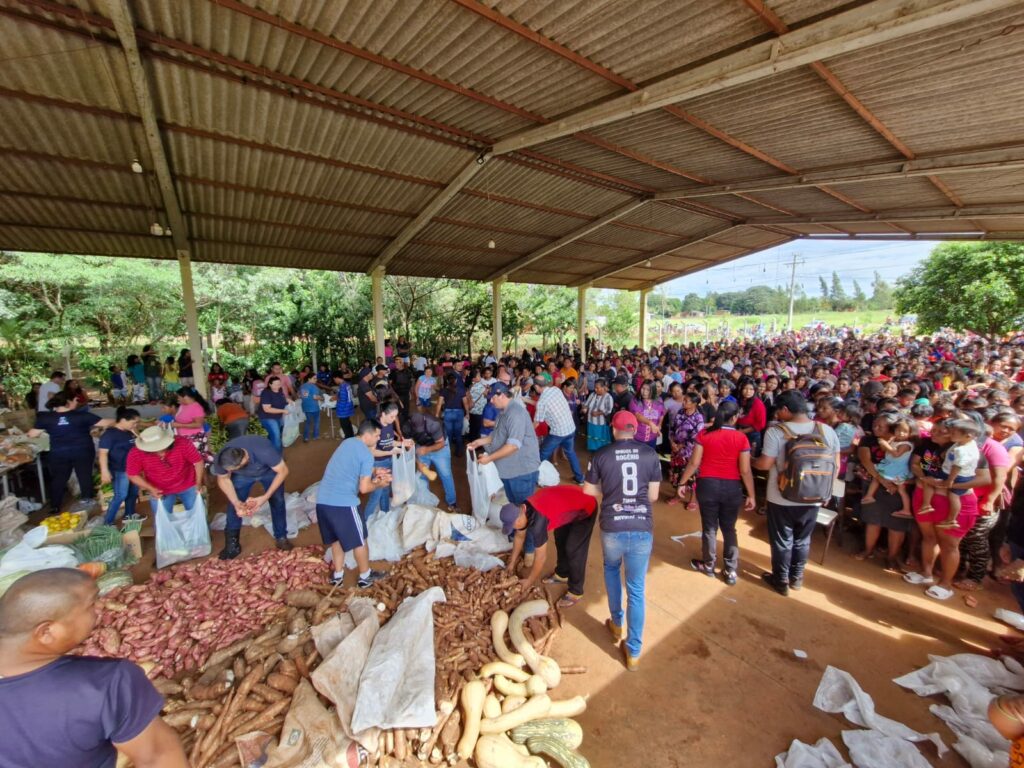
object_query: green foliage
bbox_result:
[869,271,894,310]
[895,242,1024,339]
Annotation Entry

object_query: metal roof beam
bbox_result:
[104,0,188,252]
[742,203,1024,226]
[655,145,1024,200]
[573,224,738,286]
[486,200,647,281]
[367,154,490,273]
[637,240,792,290]
[491,0,1017,155]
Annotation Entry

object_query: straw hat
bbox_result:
[135,425,174,453]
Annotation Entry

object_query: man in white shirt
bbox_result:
[533,373,585,485]
[413,355,427,374]
[37,371,65,412]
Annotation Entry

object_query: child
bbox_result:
[834,402,862,481]
[987,693,1024,764]
[108,364,129,402]
[920,417,981,527]
[863,417,915,518]
[162,355,180,393]
[911,401,934,438]
[299,374,322,441]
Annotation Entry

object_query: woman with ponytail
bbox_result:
[677,400,756,585]
[171,386,213,466]
[98,407,141,523]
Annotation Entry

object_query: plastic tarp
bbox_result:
[351,587,446,733]
[894,654,1024,768]
[775,738,851,768]
[0,525,77,577]
[391,447,416,507]
[813,665,946,757]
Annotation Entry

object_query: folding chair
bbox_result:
[815,507,839,565]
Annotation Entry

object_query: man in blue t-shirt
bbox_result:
[316,420,392,588]
[298,377,322,442]
[0,569,188,768]
[212,435,291,560]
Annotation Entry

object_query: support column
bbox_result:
[577,284,589,358]
[177,250,207,397]
[372,266,386,361]
[638,288,649,351]
[491,277,505,357]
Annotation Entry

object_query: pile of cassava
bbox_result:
[89,546,589,767]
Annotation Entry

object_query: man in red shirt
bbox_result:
[126,426,205,514]
[501,484,597,609]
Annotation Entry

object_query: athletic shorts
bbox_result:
[418,397,432,408]
[316,503,367,552]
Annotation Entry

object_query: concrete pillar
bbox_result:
[638,287,649,351]
[371,266,386,361]
[177,250,207,397]
[491,277,505,357]
[577,284,589,358]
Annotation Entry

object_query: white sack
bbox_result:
[774,737,850,768]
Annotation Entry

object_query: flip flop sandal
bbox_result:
[903,572,935,585]
[954,579,983,592]
[542,573,568,586]
[557,593,583,609]
[964,595,979,608]
[926,585,955,600]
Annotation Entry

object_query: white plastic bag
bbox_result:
[409,475,439,508]
[466,449,501,523]
[282,401,306,448]
[351,587,446,732]
[0,526,78,577]
[401,504,438,551]
[391,448,415,507]
[538,460,559,487]
[344,506,404,569]
[775,737,850,768]
[841,730,931,768]
[154,494,211,569]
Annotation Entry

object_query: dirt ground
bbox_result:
[126,417,1014,767]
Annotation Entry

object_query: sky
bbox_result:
[660,239,934,298]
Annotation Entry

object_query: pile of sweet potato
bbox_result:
[74,546,329,677]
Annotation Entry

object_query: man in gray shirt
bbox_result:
[754,390,840,596]
[469,382,540,504]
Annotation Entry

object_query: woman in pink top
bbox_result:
[628,381,666,450]
[171,386,213,468]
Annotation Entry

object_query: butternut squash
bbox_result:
[490,610,526,668]
[455,680,486,760]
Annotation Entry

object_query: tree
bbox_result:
[852,280,867,308]
[818,276,829,302]
[869,271,894,310]
[894,242,1024,340]
[680,292,703,313]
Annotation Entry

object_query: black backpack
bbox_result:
[777,423,836,505]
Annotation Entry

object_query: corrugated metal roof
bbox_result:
[1,0,1023,290]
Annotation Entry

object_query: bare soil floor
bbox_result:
[127,417,1013,767]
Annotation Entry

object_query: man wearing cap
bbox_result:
[468,381,541,522]
[211,434,290,559]
[611,375,633,413]
[500,484,597,608]
[584,410,662,671]
[126,426,205,513]
[533,372,585,485]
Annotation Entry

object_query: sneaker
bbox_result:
[275,538,294,551]
[790,578,804,591]
[723,571,737,586]
[620,641,639,671]
[605,618,623,643]
[357,569,388,588]
[760,572,789,596]
[690,558,714,577]
[330,572,345,587]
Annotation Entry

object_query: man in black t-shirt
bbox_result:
[389,358,414,412]
[357,368,378,419]
[403,411,459,512]
[611,375,633,413]
[584,410,661,671]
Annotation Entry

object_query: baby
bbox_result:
[863,418,915,518]
[920,417,981,528]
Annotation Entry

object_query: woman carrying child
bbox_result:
[862,415,916,518]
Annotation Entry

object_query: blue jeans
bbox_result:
[302,410,320,440]
[363,457,393,520]
[601,530,653,658]
[539,432,584,483]
[260,418,283,451]
[443,409,465,455]
[766,502,818,585]
[225,471,286,539]
[420,444,456,506]
[145,375,162,401]
[502,471,539,553]
[103,470,138,524]
[149,486,198,516]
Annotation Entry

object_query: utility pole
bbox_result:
[786,253,804,332]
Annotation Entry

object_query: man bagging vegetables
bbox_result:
[316,419,393,588]
[0,569,189,768]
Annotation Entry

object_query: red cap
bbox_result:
[611,410,638,432]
